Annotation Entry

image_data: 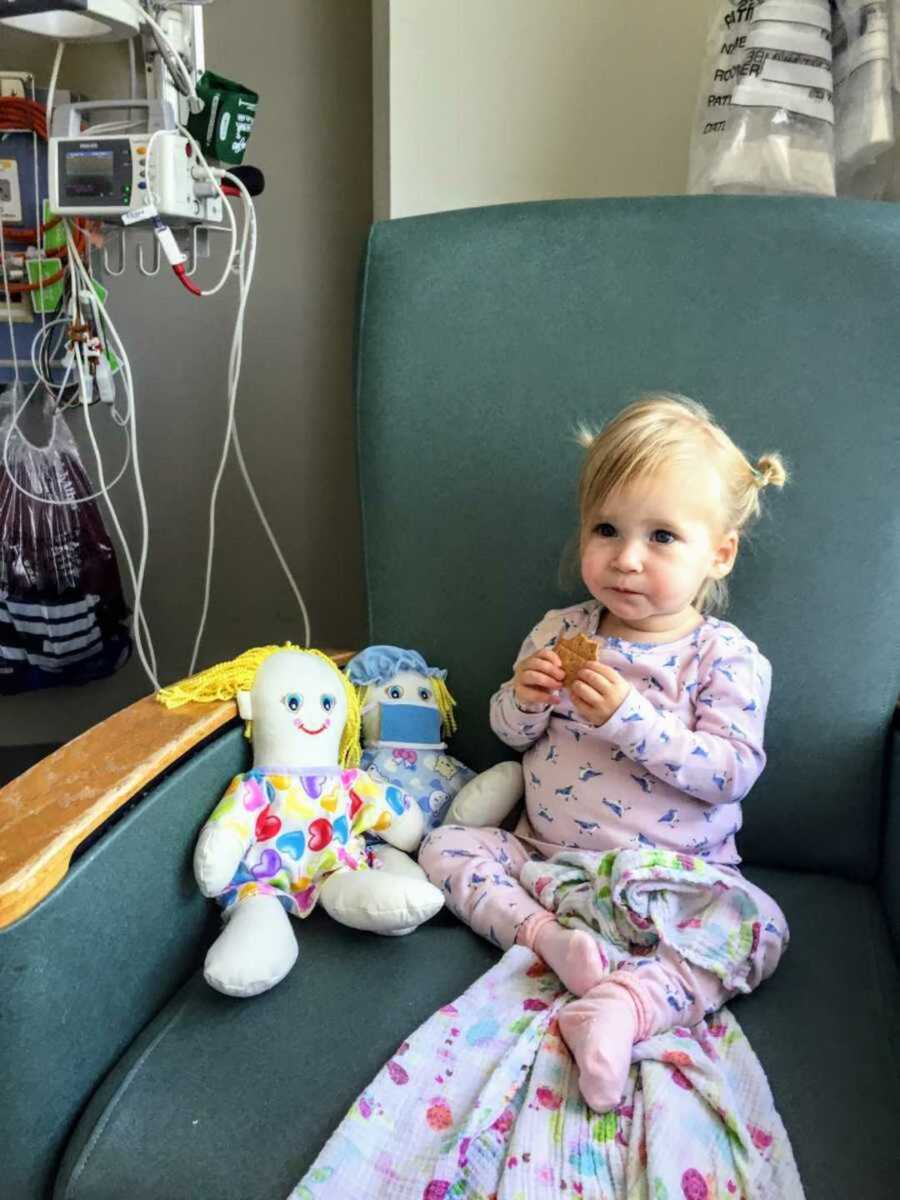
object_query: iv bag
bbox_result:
[0,391,132,694]
[689,0,837,197]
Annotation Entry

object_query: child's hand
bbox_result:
[571,663,631,727]
[513,649,564,709]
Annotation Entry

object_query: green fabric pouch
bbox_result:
[187,70,258,165]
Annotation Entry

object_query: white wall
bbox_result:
[375,0,719,219]
[1,1,372,745]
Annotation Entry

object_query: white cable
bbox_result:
[65,230,158,682]
[142,125,237,300]
[128,35,138,101]
[74,342,157,687]
[120,1,200,110]
[44,40,65,135]
[0,213,20,394]
[176,123,237,296]
[29,318,69,392]
[188,172,313,671]
[64,225,159,686]
[29,72,48,355]
[187,175,256,671]
[231,431,312,650]
[84,119,144,135]
[224,172,311,651]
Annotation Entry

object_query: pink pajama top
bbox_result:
[490,601,772,866]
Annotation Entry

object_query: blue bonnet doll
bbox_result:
[345,645,475,833]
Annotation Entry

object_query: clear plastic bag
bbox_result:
[0,388,131,693]
[833,1,894,195]
[690,0,837,197]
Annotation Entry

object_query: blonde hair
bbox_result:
[576,393,788,613]
[431,675,458,737]
[157,644,362,767]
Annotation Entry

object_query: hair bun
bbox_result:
[755,453,788,489]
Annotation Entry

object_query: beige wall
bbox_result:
[375,0,719,219]
[1,1,372,745]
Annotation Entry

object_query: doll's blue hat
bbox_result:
[345,645,447,687]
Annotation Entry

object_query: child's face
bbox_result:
[580,461,738,634]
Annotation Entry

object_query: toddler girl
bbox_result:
[419,393,790,1113]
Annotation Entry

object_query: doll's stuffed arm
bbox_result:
[194,780,255,897]
[442,761,524,828]
[194,823,250,897]
[378,797,425,853]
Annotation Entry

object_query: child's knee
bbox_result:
[417,823,462,877]
[755,914,789,982]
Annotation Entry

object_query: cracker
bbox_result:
[554,632,600,688]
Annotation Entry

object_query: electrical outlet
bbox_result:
[0,159,22,222]
[0,286,31,325]
[0,72,31,100]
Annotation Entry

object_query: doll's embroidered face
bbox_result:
[281,689,337,734]
[246,651,347,766]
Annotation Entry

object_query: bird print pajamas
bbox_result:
[419,602,788,1018]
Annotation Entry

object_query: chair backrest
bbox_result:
[354,196,900,881]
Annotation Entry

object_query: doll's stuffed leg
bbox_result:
[204,893,298,998]
[368,842,434,882]
[318,864,444,936]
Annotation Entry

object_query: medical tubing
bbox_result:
[30,76,49,352]
[120,0,201,111]
[64,241,158,683]
[222,173,311,650]
[173,264,202,295]
[149,217,202,296]
[0,216,20,393]
[177,123,238,296]
[68,294,158,686]
[65,226,159,685]
[44,40,64,134]
[72,342,158,688]
[187,175,258,672]
[190,170,313,665]
[192,169,312,657]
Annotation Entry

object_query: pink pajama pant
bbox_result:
[419,823,788,1025]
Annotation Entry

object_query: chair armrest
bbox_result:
[0,650,353,930]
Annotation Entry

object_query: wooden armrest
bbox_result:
[0,650,354,930]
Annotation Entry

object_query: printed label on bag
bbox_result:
[761,57,833,89]
[747,23,833,58]
[724,2,757,29]
[752,0,832,31]
[731,79,835,122]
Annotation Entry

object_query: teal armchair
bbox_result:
[1,196,898,1199]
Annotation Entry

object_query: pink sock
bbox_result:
[516,913,608,997]
[558,975,649,1113]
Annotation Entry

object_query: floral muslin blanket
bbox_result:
[290,850,803,1200]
